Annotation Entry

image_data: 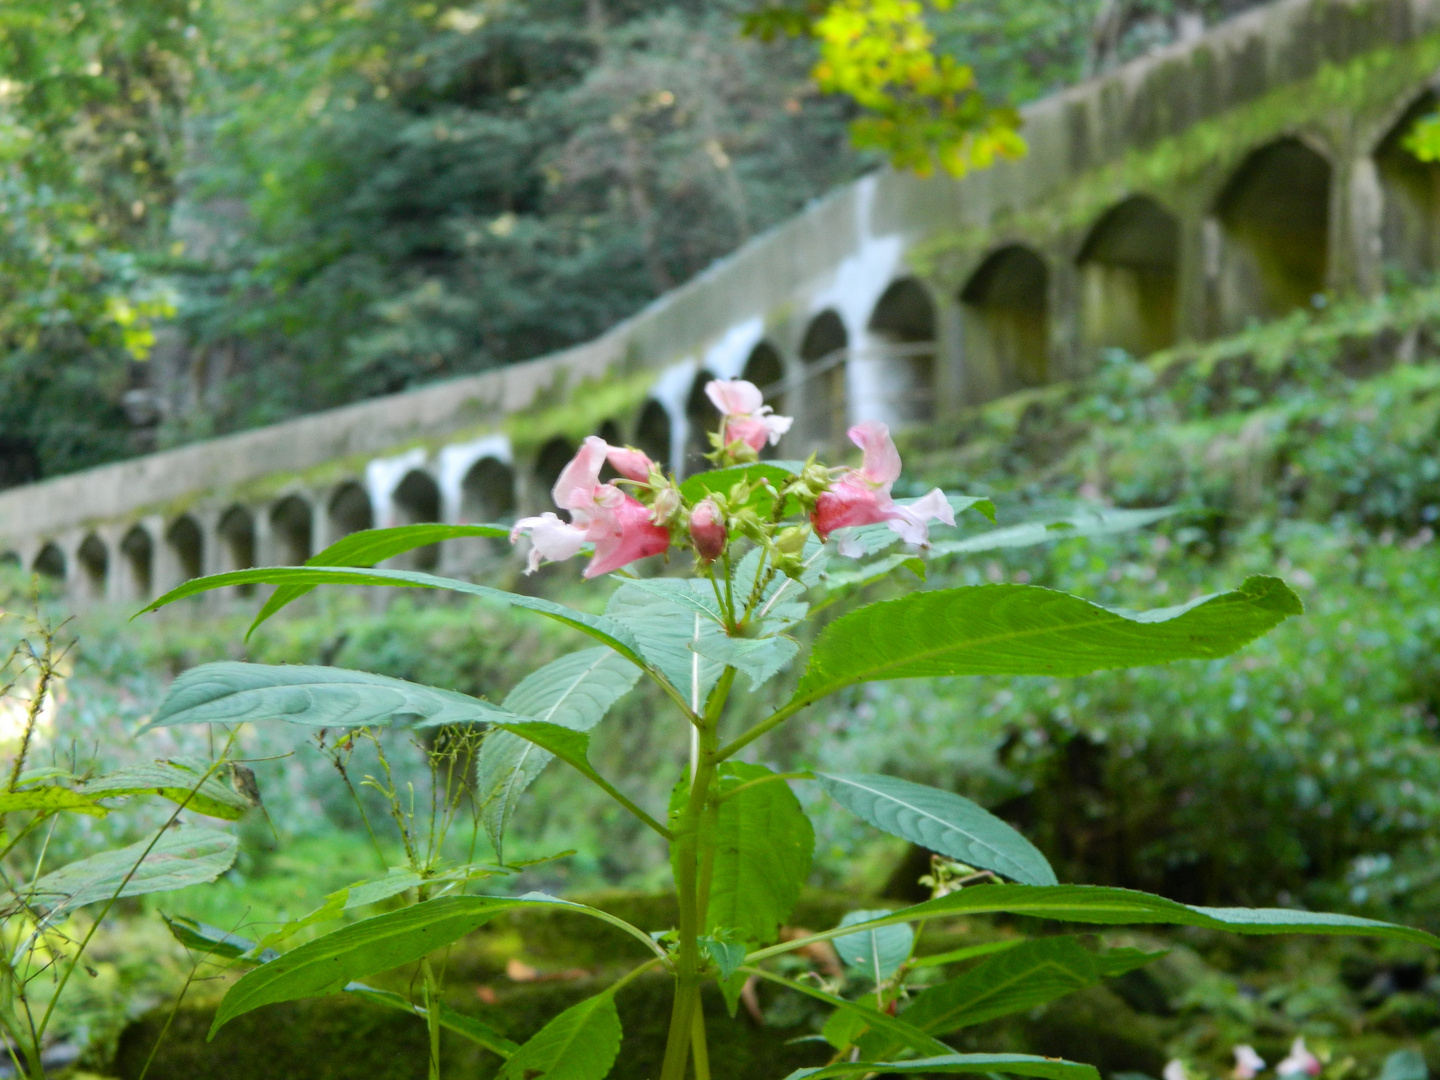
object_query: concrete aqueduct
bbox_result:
[5,0,1440,600]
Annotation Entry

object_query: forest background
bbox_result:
[0,0,1261,487]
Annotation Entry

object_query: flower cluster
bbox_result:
[510,377,955,580]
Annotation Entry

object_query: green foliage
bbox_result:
[815,772,1056,885]
[785,1053,1101,1080]
[704,763,814,943]
[831,908,913,982]
[499,988,623,1080]
[26,826,237,916]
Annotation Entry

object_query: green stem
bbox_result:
[691,998,712,1080]
[422,955,442,1080]
[714,697,810,761]
[715,771,814,803]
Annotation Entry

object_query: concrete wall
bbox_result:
[8,0,1440,601]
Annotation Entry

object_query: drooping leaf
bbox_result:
[832,909,914,983]
[606,582,726,705]
[702,936,748,980]
[0,786,107,817]
[783,1052,1100,1080]
[248,524,510,635]
[705,763,813,944]
[910,939,1023,969]
[345,984,519,1059]
[210,893,662,1035]
[161,914,517,1055]
[792,578,1303,707]
[816,773,1056,885]
[928,506,1179,558]
[499,988,623,1080]
[747,884,1440,964]
[859,937,1102,1059]
[137,565,649,674]
[690,633,799,689]
[744,966,951,1058]
[145,662,516,733]
[22,828,237,916]
[81,761,255,820]
[478,648,640,861]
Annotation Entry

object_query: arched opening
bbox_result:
[533,438,577,506]
[217,506,256,599]
[867,279,937,425]
[33,543,65,582]
[460,458,516,523]
[1214,137,1331,330]
[634,400,673,471]
[78,534,108,599]
[271,495,313,565]
[960,246,1050,393]
[166,516,203,583]
[392,470,442,571]
[685,370,722,474]
[1077,196,1180,358]
[1375,93,1440,284]
[328,482,374,541]
[741,342,788,455]
[800,310,849,446]
[0,552,20,569]
[121,527,154,597]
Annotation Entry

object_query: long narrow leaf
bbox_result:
[248,523,509,634]
[22,828,237,916]
[784,1052,1100,1080]
[746,883,1439,964]
[792,577,1302,708]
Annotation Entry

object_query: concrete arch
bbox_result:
[634,400,673,472]
[392,470,442,571]
[1374,92,1440,283]
[685,370,722,475]
[271,495,313,565]
[218,506,256,573]
[166,516,203,584]
[1077,195,1181,359]
[800,310,849,446]
[328,482,374,541]
[460,457,516,523]
[867,278,937,425]
[33,542,65,581]
[0,552,18,568]
[78,533,108,599]
[1213,136,1332,331]
[960,245,1050,394]
[122,526,155,598]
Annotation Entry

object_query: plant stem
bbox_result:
[422,955,442,1080]
[691,998,712,1080]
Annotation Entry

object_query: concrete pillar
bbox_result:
[1345,155,1386,297]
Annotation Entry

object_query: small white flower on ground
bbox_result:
[1277,1037,1321,1078]
[1233,1044,1266,1080]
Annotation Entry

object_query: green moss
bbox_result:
[502,367,659,456]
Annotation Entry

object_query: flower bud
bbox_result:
[606,445,657,483]
[689,498,727,562]
[649,483,682,525]
[774,526,807,556]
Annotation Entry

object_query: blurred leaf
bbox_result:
[23,828,237,916]
[81,761,255,820]
[832,908,914,983]
[783,1052,1100,1080]
[499,988,622,1080]
[0,786,107,818]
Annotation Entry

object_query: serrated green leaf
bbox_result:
[690,633,799,689]
[606,583,725,704]
[792,578,1303,707]
[478,648,640,861]
[81,762,254,820]
[144,662,515,733]
[747,883,1440,964]
[0,787,106,817]
[500,987,622,1080]
[136,565,649,674]
[816,773,1056,886]
[705,763,813,944]
[248,523,510,636]
[23,827,237,916]
[702,936,748,980]
[860,937,1098,1059]
[784,1052,1100,1080]
[210,893,662,1035]
[832,909,913,984]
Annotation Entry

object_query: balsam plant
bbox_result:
[138,377,1437,1080]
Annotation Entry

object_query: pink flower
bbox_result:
[689,498,726,561]
[811,421,955,554]
[511,436,670,576]
[606,445,657,483]
[1277,1038,1320,1079]
[705,378,793,452]
[1233,1046,1266,1080]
